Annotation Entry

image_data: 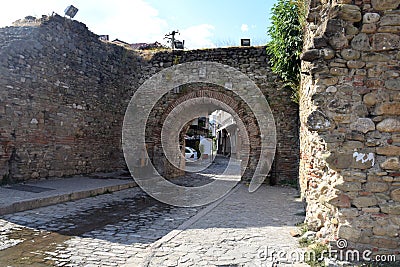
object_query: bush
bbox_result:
[267,0,304,103]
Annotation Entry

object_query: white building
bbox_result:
[211,110,241,159]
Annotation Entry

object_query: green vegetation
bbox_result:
[173,55,181,65]
[295,222,329,266]
[299,236,313,247]
[267,0,305,103]
[297,222,309,234]
[305,243,329,267]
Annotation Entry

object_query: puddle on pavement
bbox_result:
[0,227,68,266]
[0,195,169,266]
[0,167,216,266]
[57,195,163,236]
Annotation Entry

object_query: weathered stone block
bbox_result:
[347,61,365,68]
[346,131,365,141]
[328,194,351,207]
[361,23,377,34]
[378,25,400,33]
[322,133,345,143]
[363,93,377,106]
[313,37,328,48]
[370,237,399,249]
[366,79,384,88]
[335,182,362,192]
[326,152,353,169]
[393,134,400,143]
[374,103,400,115]
[382,176,394,182]
[380,14,400,26]
[330,67,349,76]
[380,157,400,170]
[363,13,381,23]
[322,48,335,59]
[338,4,362,22]
[328,34,349,50]
[326,86,338,93]
[371,0,400,11]
[328,99,352,113]
[385,79,400,90]
[371,33,400,51]
[311,93,327,106]
[351,33,371,51]
[337,0,352,4]
[339,208,359,218]
[376,146,400,156]
[325,19,344,37]
[366,139,382,147]
[380,203,400,215]
[333,114,352,123]
[338,224,361,241]
[362,207,380,213]
[341,49,361,60]
[350,118,375,133]
[301,49,321,62]
[377,118,400,132]
[343,141,364,150]
[346,25,359,35]
[365,182,389,192]
[390,188,400,202]
[306,110,334,132]
[362,52,390,62]
[373,225,387,236]
[353,196,378,208]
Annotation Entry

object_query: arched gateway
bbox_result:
[0,15,299,187]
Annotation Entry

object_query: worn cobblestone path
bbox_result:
[0,157,306,266]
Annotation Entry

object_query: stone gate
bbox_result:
[0,15,299,185]
[1,2,400,255]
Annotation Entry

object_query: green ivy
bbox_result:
[267,0,304,103]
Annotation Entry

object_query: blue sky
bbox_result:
[0,0,277,49]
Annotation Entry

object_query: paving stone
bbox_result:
[0,158,305,266]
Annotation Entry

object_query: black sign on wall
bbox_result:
[241,39,251,46]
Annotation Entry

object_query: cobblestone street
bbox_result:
[0,158,305,266]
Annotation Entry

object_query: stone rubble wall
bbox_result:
[301,0,400,254]
[0,15,141,182]
[0,15,299,184]
[143,48,300,184]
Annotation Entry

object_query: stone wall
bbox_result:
[145,84,262,181]
[0,15,141,183]
[301,0,400,254]
[0,15,299,184]
[143,48,299,184]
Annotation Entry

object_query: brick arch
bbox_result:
[145,83,263,182]
[0,15,298,186]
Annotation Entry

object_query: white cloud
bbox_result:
[0,0,169,43]
[0,0,56,27]
[181,24,216,49]
[1,1,216,49]
[241,24,249,32]
[80,0,168,43]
